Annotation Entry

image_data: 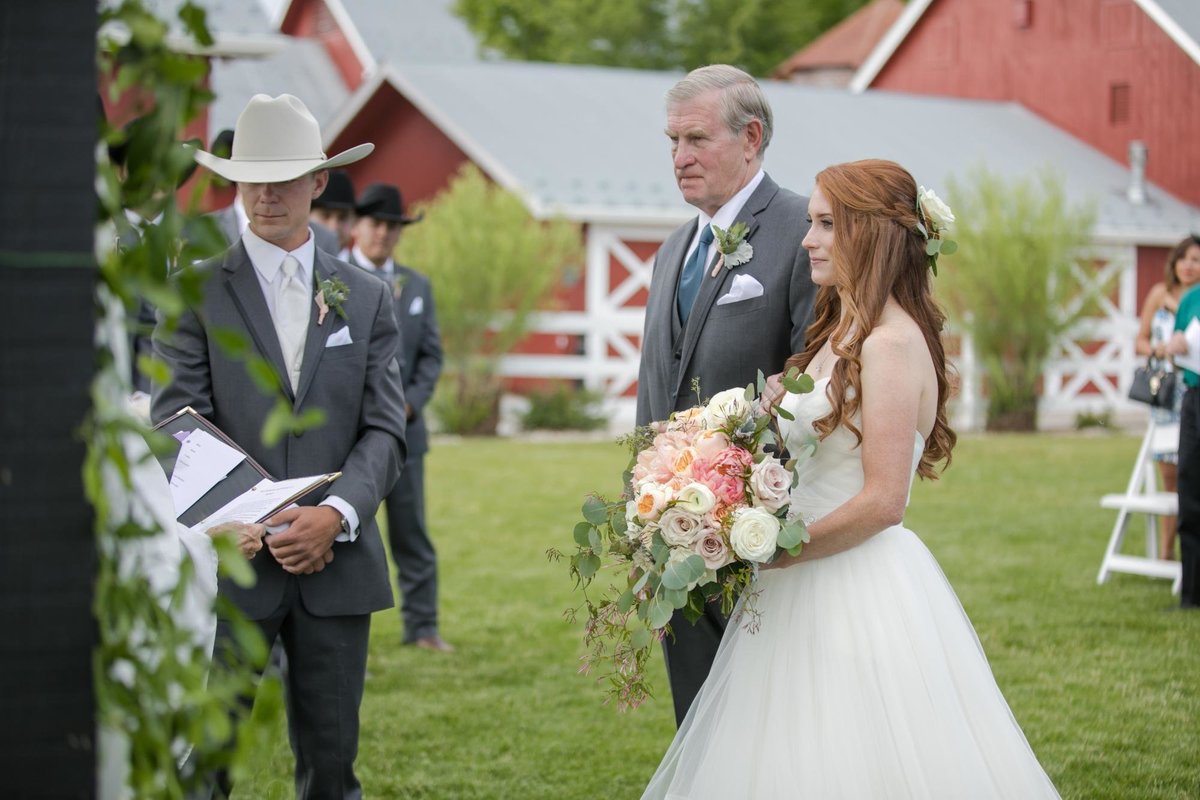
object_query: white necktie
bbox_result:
[274,255,309,391]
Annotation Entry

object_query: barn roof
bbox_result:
[208,38,350,137]
[323,61,1199,242]
[101,0,284,57]
[772,0,904,78]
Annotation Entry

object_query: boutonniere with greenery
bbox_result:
[314,275,350,325]
[916,186,958,276]
[391,271,408,299]
[709,222,753,277]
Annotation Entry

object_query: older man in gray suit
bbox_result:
[152,94,406,798]
[637,65,815,726]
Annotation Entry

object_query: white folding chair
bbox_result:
[1097,420,1183,593]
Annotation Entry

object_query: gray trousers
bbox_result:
[383,457,440,640]
[210,576,371,800]
[661,602,729,726]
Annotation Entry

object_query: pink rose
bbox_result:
[709,446,754,477]
[692,458,744,506]
[693,429,731,461]
[692,530,733,570]
[750,458,792,513]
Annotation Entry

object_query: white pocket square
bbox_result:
[408,295,424,315]
[326,326,353,347]
[716,273,764,306]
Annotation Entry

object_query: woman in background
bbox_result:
[1135,234,1200,560]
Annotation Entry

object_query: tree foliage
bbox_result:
[453,0,870,76]
[398,164,583,434]
[939,167,1099,431]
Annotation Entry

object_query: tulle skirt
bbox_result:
[642,526,1060,799]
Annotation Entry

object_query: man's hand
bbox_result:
[266,506,341,575]
[759,371,786,415]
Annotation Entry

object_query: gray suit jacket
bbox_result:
[151,242,407,619]
[636,173,815,425]
[348,255,443,457]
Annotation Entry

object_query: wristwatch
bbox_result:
[337,512,352,538]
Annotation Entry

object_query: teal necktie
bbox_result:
[678,224,714,324]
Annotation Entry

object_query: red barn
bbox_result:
[204,0,1198,431]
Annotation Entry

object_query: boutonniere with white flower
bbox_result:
[314,275,350,325]
[916,186,958,276]
[709,222,753,277]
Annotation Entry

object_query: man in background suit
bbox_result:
[152,94,406,798]
[346,182,451,652]
[636,64,815,726]
[311,170,357,260]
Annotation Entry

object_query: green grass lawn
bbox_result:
[235,433,1199,799]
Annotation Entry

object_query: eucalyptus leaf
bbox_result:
[630,627,651,651]
[573,521,593,546]
[577,552,601,579]
[617,589,635,613]
[648,598,673,630]
[582,495,609,525]
[660,554,706,591]
[587,527,602,553]
[940,239,958,255]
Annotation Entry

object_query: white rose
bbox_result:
[703,387,752,429]
[749,459,792,513]
[729,507,781,563]
[659,507,707,548]
[918,186,955,233]
[634,482,670,522]
[675,482,717,516]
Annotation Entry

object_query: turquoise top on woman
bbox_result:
[1174,285,1200,387]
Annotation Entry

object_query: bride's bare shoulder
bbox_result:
[862,307,931,373]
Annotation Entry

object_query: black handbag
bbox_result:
[1129,358,1177,408]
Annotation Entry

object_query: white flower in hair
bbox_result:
[918,186,955,233]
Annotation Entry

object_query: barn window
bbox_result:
[1110,83,1131,125]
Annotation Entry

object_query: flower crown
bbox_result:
[915,186,957,276]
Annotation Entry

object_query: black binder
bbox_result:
[151,406,338,528]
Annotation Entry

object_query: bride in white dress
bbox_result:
[643,160,1059,799]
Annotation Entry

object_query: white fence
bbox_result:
[498,227,1148,433]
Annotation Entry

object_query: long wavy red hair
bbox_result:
[784,159,956,479]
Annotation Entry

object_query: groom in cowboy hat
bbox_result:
[152,93,407,798]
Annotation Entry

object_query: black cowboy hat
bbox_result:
[355,182,423,224]
[314,170,357,210]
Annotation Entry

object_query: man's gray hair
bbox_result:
[665,64,774,157]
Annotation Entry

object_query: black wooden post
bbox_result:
[0,2,99,796]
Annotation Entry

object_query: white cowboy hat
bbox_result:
[193,94,373,183]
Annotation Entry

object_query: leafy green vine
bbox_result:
[92,2,282,796]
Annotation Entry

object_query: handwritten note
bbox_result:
[169,428,246,516]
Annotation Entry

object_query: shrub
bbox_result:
[521,384,608,431]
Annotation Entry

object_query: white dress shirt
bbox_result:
[240,227,360,542]
[682,168,766,265]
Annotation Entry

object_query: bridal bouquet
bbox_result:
[556,371,816,709]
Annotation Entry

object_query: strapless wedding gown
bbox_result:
[642,378,1059,799]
